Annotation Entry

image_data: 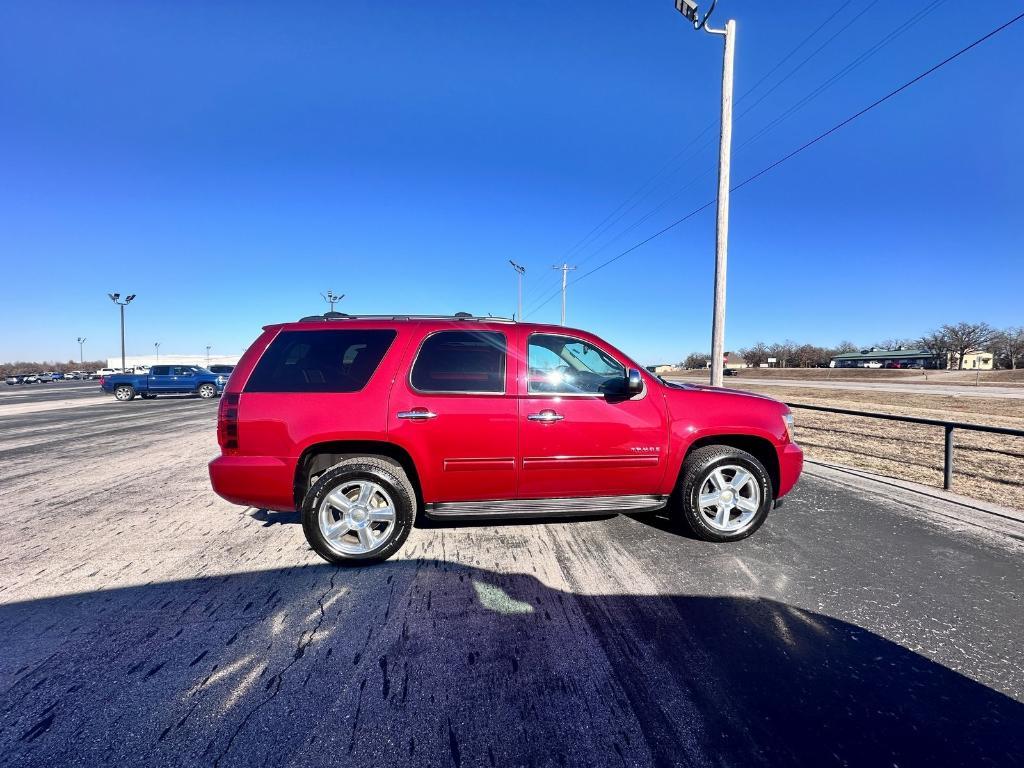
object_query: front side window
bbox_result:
[528,334,626,395]
[410,331,506,394]
[245,329,397,393]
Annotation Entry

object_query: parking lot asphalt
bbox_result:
[1,397,1022,767]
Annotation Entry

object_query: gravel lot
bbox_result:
[1,390,1022,767]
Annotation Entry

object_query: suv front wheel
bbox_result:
[301,457,415,565]
[677,445,773,542]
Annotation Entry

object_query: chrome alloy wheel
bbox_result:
[697,464,762,533]
[317,480,397,556]
[198,383,217,398]
[114,385,133,401]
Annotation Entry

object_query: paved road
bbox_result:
[0,379,103,403]
[665,374,1024,399]
[1,398,1021,767]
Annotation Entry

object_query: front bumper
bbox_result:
[777,442,804,499]
[209,455,297,512]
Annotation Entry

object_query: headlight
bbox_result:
[217,376,225,383]
[782,412,795,442]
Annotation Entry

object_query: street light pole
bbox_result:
[77,337,86,365]
[108,293,136,372]
[206,345,212,367]
[509,261,526,320]
[154,342,160,362]
[708,19,735,388]
[676,0,735,388]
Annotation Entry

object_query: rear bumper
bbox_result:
[209,455,297,512]
[777,442,804,499]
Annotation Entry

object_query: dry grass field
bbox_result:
[690,368,1024,385]
[734,384,1024,510]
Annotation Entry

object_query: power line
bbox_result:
[530,2,863,313]
[527,11,1024,314]
[734,0,952,157]
[530,2,877,309]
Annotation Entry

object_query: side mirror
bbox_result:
[626,368,643,395]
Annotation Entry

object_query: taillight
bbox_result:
[99,377,105,386]
[218,393,240,453]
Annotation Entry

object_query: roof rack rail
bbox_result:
[296,313,517,323]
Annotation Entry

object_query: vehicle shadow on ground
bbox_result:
[4,560,1019,767]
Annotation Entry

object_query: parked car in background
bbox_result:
[208,364,235,375]
[95,368,119,378]
[100,365,227,401]
[723,368,738,377]
[22,374,40,384]
[210,314,803,565]
[5,375,22,386]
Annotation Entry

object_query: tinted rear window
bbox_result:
[410,330,506,393]
[245,329,397,393]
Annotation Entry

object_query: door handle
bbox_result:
[528,410,564,423]
[397,408,437,420]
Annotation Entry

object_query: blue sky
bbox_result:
[1,1,1021,365]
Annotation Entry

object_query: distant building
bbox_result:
[651,364,681,374]
[830,348,943,369]
[106,353,242,370]
[951,351,994,370]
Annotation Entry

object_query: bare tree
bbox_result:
[832,340,858,354]
[874,338,916,350]
[935,322,997,370]
[991,327,1024,369]
[768,340,796,368]
[683,352,711,370]
[741,342,769,368]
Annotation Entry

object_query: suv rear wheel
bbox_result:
[301,457,415,565]
[677,445,773,542]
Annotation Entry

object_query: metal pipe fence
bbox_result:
[785,403,1024,490]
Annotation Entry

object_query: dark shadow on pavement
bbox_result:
[1,560,1020,767]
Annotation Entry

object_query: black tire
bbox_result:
[301,457,415,566]
[197,383,217,399]
[113,384,136,402]
[676,444,773,542]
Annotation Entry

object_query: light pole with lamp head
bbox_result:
[206,345,212,367]
[108,294,136,373]
[154,342,160,362]
[676,0,734,388]
[76,337,86,365]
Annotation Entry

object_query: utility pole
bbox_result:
[206,345,212,367]
[509,261,526,320]
[321,290,345,313]
[154,342,160,361]
[77,337,86,365]
[552,263,577,326]
[108,293,136,372]
[676,0,735,388]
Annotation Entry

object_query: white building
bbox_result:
[106,353,242,370]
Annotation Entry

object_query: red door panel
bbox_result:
[519,395,667,498]
[388,326,519,503]
[516,331,668,499]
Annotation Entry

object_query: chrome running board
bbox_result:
[425,494,667,520]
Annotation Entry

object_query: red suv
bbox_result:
[210,314,803,564]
